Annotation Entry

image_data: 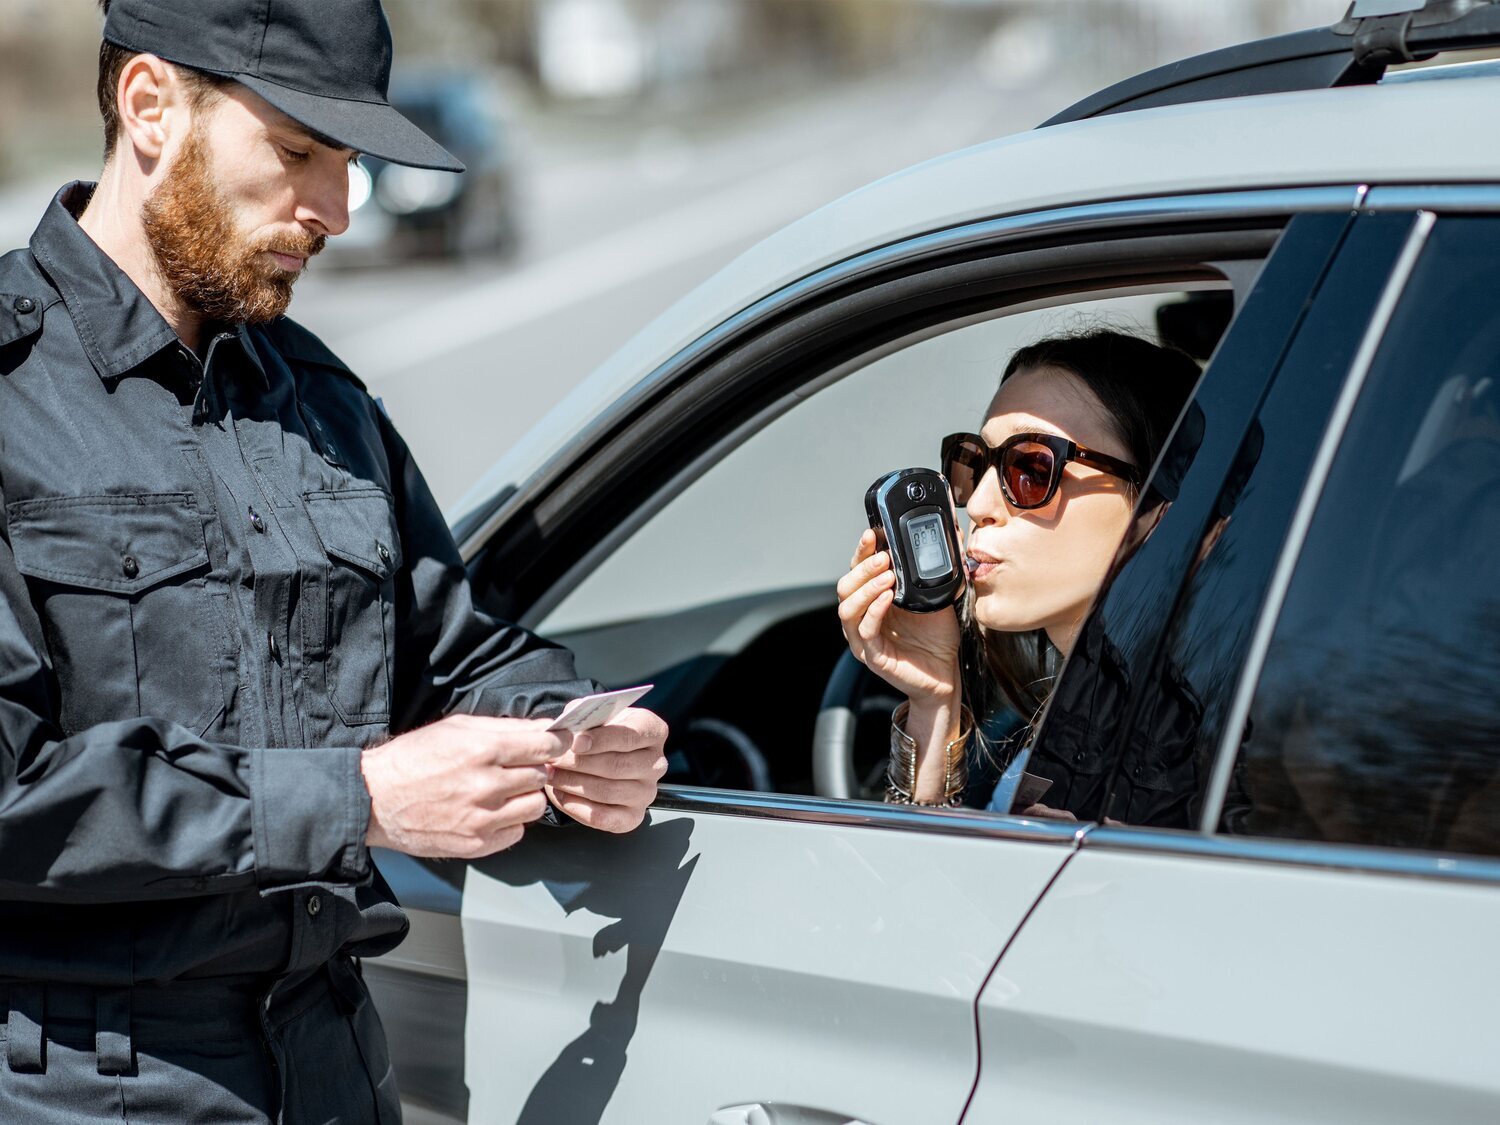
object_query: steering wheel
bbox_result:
[670,717,775,792]
[812,651,903,801]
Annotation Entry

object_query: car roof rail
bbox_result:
[1040,0,1500,128]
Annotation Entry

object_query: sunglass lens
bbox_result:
[1003,442,1058,508]
[943,438,984,506]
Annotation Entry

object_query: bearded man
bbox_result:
[0,1,667,1120]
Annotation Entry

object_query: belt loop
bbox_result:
[95,987,133,1076]
[6,983,44,1073]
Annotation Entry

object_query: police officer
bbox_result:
[0,1,668,1120]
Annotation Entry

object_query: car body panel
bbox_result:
[364,33,1500,1119]
[453,69,1500,524]
[966,847,1500,1123]
[460,801,1077,1124]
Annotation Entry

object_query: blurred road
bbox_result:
[0,66,1085,510]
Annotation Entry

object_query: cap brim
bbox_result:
[235,75,465,173]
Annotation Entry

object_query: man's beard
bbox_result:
[141,126,325,325]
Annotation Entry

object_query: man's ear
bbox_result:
[115,53,182,165]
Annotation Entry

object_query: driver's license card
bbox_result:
[1014,772,1054,809]
[546,684,654,733]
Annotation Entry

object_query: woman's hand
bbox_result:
[837,529,962,705]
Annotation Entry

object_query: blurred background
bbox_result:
[0,0,1343,507]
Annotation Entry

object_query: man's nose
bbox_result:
[296,166,351,237]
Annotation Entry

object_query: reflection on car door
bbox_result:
[966,210,1500,1122]
[463,800,1077,1124]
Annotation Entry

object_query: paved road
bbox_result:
[0,65,1087,510]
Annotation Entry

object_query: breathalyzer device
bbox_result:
[864,468,966,613]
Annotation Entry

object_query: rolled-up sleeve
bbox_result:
[251,745,370,887]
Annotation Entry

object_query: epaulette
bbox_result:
[0,249,51,351]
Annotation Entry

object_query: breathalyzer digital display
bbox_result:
[904,512,949,580]
[864,468,966,613]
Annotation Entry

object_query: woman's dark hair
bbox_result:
[96,0,234,162]
[970,328,1202,727]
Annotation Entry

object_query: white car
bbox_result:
[367,5,1500,1123]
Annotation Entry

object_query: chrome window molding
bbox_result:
[1365,184,1500,212]
[459,185,1360,559]
[653,785,1085,845]
[1081,825,1500,888]
[1199,211,1436,833]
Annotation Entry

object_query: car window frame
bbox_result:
[1080,189,1500,888]
[474,189,1356,621]
[464,186,1363,841]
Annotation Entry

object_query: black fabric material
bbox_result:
[0,185,594,989]
[0,967,395,1123]
[101,0,464,172]
[1023,608,1207,827]
[0,978,264,1052]
[5,983,43,1074]
[271,960,401,1124]
[93,989,132,1076]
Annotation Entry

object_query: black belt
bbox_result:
[0,975,266,1076]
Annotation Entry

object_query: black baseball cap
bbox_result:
[103,0,464,173]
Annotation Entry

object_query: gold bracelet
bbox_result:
[884,700,971,807]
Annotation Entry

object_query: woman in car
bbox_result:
[836,329,1200,810]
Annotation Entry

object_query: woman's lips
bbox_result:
[965,550,1001,581]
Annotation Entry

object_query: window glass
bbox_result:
[543,293,1189,634]
[538,286,1225,797]
[1037,213,1408,828]
[1225,218,1500,857]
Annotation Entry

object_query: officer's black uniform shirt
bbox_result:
[0,183,593,986]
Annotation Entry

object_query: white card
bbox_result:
[546,684,654,733]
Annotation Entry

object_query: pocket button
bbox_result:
[121,555,139,579]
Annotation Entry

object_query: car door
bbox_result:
[368,189,1352,1125]
[966,202,1500,1121]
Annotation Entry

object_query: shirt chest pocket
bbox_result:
[7,494,232,737]
[303,489,402,727]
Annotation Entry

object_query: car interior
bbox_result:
[516,277,1244,802]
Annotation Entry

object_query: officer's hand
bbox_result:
[361,714,571,858]
[545,708,669,834]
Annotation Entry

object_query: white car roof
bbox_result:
[454,62,1500,523]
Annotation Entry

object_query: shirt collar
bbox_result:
[29,182,179,381]
[28,181,268,389]
[234,322,269,387]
